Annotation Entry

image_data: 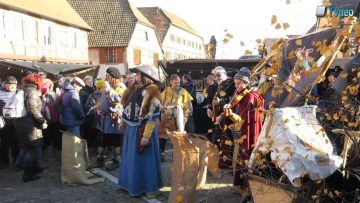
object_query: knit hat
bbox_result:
[95,80,106,91]
[106,67,121,79]
[4,76,18,84]
[234,67,251,83]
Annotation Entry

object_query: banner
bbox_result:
[256,17,357,108]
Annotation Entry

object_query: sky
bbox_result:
[130,0,323,58]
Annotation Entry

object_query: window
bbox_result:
[39,20,55,47]
[170,34,175,42]
[153,52,159,66]
[144,31,148,41]
[182,38,185,45]
[73,32,77,49]
[133,48,141,65]
[26,18,37,45]
[176,36,180,44]
[165,51,172,60]
[0,11,5,39]
[106,48,118,63]
[186,40,191,47]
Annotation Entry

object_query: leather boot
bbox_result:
[88,158,105,169]
[23,167,41,182]
[105,159,119,171]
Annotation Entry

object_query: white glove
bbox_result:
[41,122,48,130]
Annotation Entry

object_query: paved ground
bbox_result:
[0,147,242,203]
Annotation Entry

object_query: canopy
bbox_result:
[0,60,98,75]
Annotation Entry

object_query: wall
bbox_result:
[0,8,89,63]
[127,23,163,68]
[162,25,205,60]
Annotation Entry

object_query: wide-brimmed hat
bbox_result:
[130,64,161,82]
[71,76,85,87]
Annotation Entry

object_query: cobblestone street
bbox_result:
[0,148,240,203]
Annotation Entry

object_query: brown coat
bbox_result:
[14,83,46,148]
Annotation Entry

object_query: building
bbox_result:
[67,0,163,77]
[0,0,95,79]
[138,7,205,60]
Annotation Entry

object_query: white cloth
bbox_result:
[250,106,343,186]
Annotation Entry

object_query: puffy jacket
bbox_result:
[14,83,46,148]
[60,83,85,127]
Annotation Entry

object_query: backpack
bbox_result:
[3,89,27,119]
[44,93,59,124]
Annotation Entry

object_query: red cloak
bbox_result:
[233,90,264,187]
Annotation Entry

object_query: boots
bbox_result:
[88,158,105,169]
[105,146,120,171]
[23,167,41,182]
[32,162,48,174]
[105,159,119,171]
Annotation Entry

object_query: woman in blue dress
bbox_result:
[118,65,163,197]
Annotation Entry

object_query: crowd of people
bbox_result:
[0,63,342,198]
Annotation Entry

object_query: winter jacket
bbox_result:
[60,83,85,127]
[84,90,101,127]
[97,88,121,134]
[79,85,94,111]
[0,87,17,126]
[14,83,46,148]
[182,81,198,109]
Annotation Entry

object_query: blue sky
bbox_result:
[130,0,323,58]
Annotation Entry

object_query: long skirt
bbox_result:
[118,123,163,196]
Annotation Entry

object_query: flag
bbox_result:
[259,16,357,108]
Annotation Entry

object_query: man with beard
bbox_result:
[207,66,235,169]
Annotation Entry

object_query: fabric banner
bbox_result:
[249,106,343,186]
[256,17,357,108]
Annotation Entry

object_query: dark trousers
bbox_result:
[0,125,18,165]
[42,122,62,151]
[159,138,167,153]
[185,116,195,133]
[97,133,122,161]
[81,118,99,148]
[23,146,41,168]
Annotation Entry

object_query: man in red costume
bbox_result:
[224,67,264,196]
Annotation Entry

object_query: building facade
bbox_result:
[138,7,205,60]
[68,0,163,77]
[0,0,92,64]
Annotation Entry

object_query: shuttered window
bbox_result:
[153,52,159,66]
[134,48,141,65]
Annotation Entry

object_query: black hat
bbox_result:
[106,67,121,79]
[4,76,18,84]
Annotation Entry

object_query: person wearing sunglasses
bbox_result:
[207,66,235,169]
